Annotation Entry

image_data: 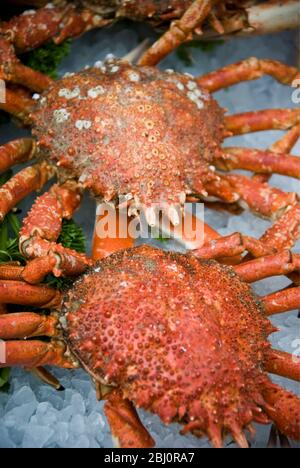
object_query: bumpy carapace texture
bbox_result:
[31,60,224,207]
[64,245,275,439]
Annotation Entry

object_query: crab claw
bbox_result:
[104,390,155,448]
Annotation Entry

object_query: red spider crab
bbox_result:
[0,242,300,448]
[1,0,299,68]
[0,51,299,261]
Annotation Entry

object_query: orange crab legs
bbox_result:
[0,86,34,121]
[19,183,92,279]
[263,287,300,316]
[254,123,300,184]
[0,4,111,54]
[262,381,300,442]
[0,138,36,173]
[1,340,76,369]
[0,312,58,340]
[205,173,298,220]
[224,108,300,136]
[138,0,215,66]
[0,36,52,93]
[0,161,54,223]
[0,280,61,308]
[215,148,300,180]
[197,58,299,92]
[104,390,155,449]
[264,349,300,383]
[233,250,300,283]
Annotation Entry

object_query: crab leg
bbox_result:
[197,58,299,92]
[0,162,54,223]
[233,250,300,283]
[0,36,52,92]
[0,257,57,284]
[104,390,155,448]
[20,183,92,277]
[138,0,215,66]
[264,349,300,382]
[215,148,300,180]
[30,367,64,391]
[205,173,297,219]
[1,340,76,369]
[262,287,300,315]
[253,123,300,183]
[262,380,300,442]
[0,86,34,121]
[224,109,300,136]
[0,312,58,339]
[203,174,240,203]
[1,5,112,54]
[245,204,300,287]
[0,280,61,308]
[0,138,36,173]
[193,232,272,259]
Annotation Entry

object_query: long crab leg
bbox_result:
[193,232,272,259]
[1,340,76,369]
[0,312,58,339]
[138,0,215,66]
[261,380,300,442]
[0,86,34,121]
[262,287,300,315]
[264,349,300,382]
[20,183,92,278]
[205,173,297,219]
[0,36,52,92]
[233,250,300,283]
[253,123,300,183]
[0,280,61,308]
[0,162,54,223]
[246,204,300,285]
[197,58,299,92]
[0,138,36,173]
[30,367,64,391]
[104,390,155,449]
[215,148,300,180]
[224,109,300,136]
[0,257,57,284]
[1,4,111,54]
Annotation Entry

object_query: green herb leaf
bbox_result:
[0,368,11,391]
[22,40,71,79]
[46,219,86,290]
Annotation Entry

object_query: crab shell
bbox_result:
[31,59,224,209]
[63,245,274,439]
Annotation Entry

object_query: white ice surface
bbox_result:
[0,22,299,448]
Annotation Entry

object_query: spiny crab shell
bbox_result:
[63,245,274,437]
[31,58,224,210]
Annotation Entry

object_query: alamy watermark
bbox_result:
[95,200,205,248]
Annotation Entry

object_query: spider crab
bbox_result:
[1,0,299,68]
[0,59,299,448]
[0,241,300,448]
